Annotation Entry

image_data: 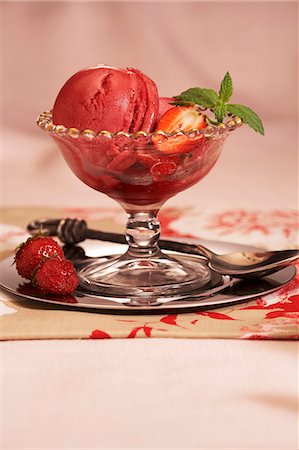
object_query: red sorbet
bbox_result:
[53,65,159,133]
[157,97,174,122]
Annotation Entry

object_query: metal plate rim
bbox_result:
[0,247,296,313]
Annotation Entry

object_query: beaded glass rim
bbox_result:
[36,110,243,141]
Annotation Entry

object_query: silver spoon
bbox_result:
[192,245,299,279]
[27,218,299,279]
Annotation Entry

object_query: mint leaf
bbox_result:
[214,102,227,122]
[219,72,233,102]
[174,87,219,109]
[171,73,264,136]
[170,100,194,107]
[227,104,264,135]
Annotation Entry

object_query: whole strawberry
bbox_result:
[15,235,64,280]
[33,256,79,295]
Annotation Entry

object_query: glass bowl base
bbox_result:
[78,252,212,301]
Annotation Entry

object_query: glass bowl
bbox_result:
[37,111,242,302]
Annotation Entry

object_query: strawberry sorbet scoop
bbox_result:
[53,65,159,133]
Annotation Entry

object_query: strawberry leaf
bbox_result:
[227,104,264,135]
[219,72,233,102]
[174,87,219,109]
[214,102,227,122]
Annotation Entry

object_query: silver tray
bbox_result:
[0,239,296,313]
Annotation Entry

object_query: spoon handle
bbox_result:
[27,217,208,259]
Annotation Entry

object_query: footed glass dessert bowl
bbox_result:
[37,111,242,301]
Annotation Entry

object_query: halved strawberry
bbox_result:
[137,152,159,169]
[107,149,137,172]
[150,161,177,181]
[153,106,206,154]
[137,151,180,169]
[157,106,206,132]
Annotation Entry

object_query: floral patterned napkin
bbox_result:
[1,206,298,340]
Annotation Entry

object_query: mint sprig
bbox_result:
[226,104,264,135]
[173,72,264,135]
[214,103,227,123]
[174,87,219,109]
[219,71,233,102]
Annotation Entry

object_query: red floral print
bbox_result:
[207,210,298,238]
[90,329,111,339]
[197,311,235,320]
[127,326,153,338]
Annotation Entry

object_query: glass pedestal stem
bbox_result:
[125,211,161,258]
[78,207,212,298]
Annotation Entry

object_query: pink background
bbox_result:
[1,1,298,209]
[1,2,298,130]
[2,1,298,130]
